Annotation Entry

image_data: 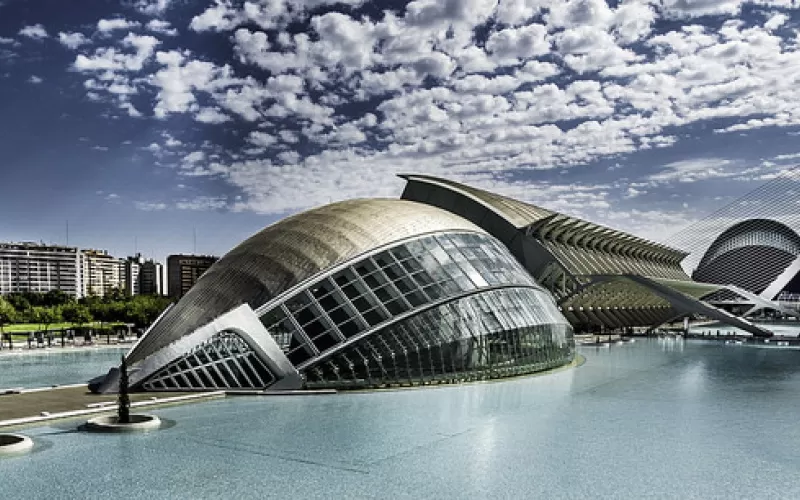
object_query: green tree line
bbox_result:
[0,289,172,334]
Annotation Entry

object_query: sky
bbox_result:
[2,0,800,265]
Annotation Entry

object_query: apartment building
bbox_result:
[139,258,164,295]
[81,249,124,297]
[0,242,82,297]
[167,254,218,298]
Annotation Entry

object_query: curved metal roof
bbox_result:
[400,174,687,264]
[127,198,486,364]
[399,174,555,228]
[696,218,800,270]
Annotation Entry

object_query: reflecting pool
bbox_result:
[3,339,800,499]
[0,347,125,389]
[689,320,800,337]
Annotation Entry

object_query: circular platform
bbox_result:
[86,414,161,433]
[0,434,34,456]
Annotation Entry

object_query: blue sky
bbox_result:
[2,0,800,264]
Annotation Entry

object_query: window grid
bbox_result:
[259,232,549,372]
[302,287,574,389]
[142,331,275,391]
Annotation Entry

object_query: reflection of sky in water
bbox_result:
[0,348,125,389]
[4,339,800,499]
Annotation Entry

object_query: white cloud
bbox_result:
[134,201,168,211]
[73,33,160,72]
[150,51,238,118]
[49,0,800,231]
[485,23,550,62]
[648,158,736,184]
[182,151,206,164]
[195,107,231,123]
[546,0,614,30]
[97,18,139,33]
[19,24,48,39]
[190,0,242,32]
[133,0,174,15]
[248,131,278,147]
[660,0,744,19]
[175,196,228,211]
[764,12,789,31]
[0,36,14,45]
[58,32,89,50]
[28,75,43,84]
[146,19,178,36]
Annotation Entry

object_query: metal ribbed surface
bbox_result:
[399,174,554,228]
[694,219,800,278]
[127,199,486,364]
[400,174,687,265]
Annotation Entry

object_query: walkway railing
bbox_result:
[0,327,144,351]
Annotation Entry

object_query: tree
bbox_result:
[89,302,111,328]
[31,306,60,333]
[118,355,131,424]
[62,303,93,327]
[5,293,30,313]
[43,289,73,307]
[104,287,127,303]
[0,297,16,334]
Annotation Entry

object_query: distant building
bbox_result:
[81,249,124,297]
[123,254,164,296]
[140,258,164,296]
[167,254,217,298]
[0,242,82,297]
[124,254,143,296]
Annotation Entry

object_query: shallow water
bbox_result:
[3,338,800,500]
[0,347,126,389]
[689,320,800,337]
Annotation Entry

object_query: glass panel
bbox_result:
[333,268,358,287]
[299,287,574,390]
[393,276,416,295]
[338,319,362,338]
[384,298,409,316]
[312,331,340,352]
[310,279,336,300]
[390,246,413,262]
[362,307,388,327]
[399,257,423,274]
[329,305,352,325]
[404,290,427,308]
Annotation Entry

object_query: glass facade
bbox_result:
[256,231,573,388]
[305,287,573,389]
[142,331,275,391]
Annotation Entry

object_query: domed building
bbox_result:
[693,219,800,298]
[93,198,575,393]
[691,219,800,316]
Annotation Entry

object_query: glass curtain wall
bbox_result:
[304,287,573,389]
[142,331,275,391]
[258,231,573,388]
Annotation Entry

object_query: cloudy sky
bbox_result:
[2,0,800,263]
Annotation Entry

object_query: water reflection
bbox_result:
[3,340,800,499]
[658,336,685,352]
[0,347,126,389]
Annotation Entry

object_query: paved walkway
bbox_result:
[0,386,191,426]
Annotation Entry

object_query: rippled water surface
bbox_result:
[3,338,800,500]
[0,347,125,389]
